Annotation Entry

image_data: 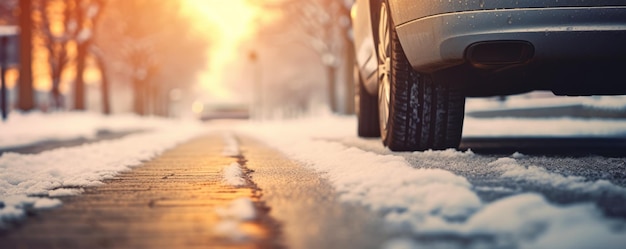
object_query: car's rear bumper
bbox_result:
[396,6,626,73]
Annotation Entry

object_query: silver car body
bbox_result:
[353,0,626,97]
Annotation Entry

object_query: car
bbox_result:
[351,0,626,151]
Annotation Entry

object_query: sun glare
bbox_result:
[180,0,272,102]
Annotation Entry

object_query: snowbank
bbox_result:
[0,112,206,228]
[0,112,181,148]
[236,115,626,248]
[463,117,626,137]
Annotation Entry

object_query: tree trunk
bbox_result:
[1,58,7,121]
[92,51,111,115]
[50,77,62,109]
[50,54,64,110]
[133,78,145,115]
[149,83,162,116]
[17,0,35,111]
[327,65,338,113]
[146,80,155,116]
[73,42,88,110]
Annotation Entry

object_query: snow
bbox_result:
[214,197,258,242]
[0,195,62,225]
[235,114,626,248]
[463,117,626,137]
[477,198,616,248]
[463,94,626,139]
[223,162,246,187]
[216,197,257,221]
[48,188,84,197]
[465,94,626,112]
[464,194,625,249]
[215,134,258,241]
[32,198,62,210]
[1,96,626,247]
[0,112,176,149]
[488,158,626,197]
[473,186,518,193]
[0,112,206,227]
[381,238,420,249]
[0,26,18,36]
[222,132,241,157]
[511,152,526,159]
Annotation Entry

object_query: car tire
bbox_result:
[377,1,465,151]
[356,65,381,137]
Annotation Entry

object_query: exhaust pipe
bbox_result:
[466,41,534,69]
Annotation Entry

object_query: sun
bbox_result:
[180,0,270,101]
[181,0,260,43]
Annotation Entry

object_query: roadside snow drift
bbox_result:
[0,112,206,228]
[0,112,176,148]
[236,115,626,249]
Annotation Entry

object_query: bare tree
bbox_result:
[125,40,157,116]
[86,0,110,115]
[0,0,17,24]
[268,0,355,114]
[97,0,209,116]
[33,0,72,109]
[17,0,35,111]
[71,0,104,110]
[32,0,105,111]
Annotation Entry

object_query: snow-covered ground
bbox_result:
[1,94,626,247]
[465,94,626,137]
[0,112,187,148]
[235,114,626,249]
[0,112,207,227]
[466,94,626,112]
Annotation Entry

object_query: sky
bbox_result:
[4,0,276,101]
[180,0,280,103]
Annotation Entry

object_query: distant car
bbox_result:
[352,0,626,151]
[196,104,250,121]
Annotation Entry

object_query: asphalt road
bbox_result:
[0,133,391,249]
[238,135,390,249]
[0,134,280,249]
[2,132,625,248]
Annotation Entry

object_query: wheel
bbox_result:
[355,65,381,137]
[377,1,465,151]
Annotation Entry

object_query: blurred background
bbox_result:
[0,0,356,120]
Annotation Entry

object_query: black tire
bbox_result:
[377,1,465,151]
[355,65,381,137]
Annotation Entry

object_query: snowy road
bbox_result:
[235,116,626,249]
[2,111,626,248]
[235,131,626,249]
